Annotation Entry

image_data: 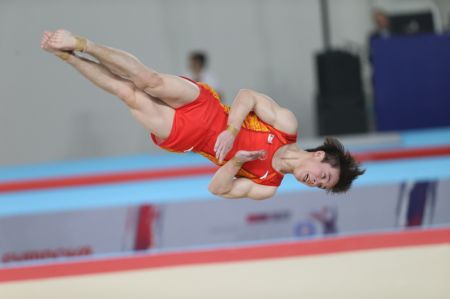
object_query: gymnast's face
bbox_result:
[293,151,340,191]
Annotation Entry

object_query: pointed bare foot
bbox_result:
[46,29,78,52]
[40,31,55,53]
[41,31,73,61]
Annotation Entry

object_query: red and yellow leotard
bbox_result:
[150,78,297,187]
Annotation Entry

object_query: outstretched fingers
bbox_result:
[249,150,267,160]
[234,150,267,163]
[214,130,236,163]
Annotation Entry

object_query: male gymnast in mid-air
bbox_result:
[41,29,364,200]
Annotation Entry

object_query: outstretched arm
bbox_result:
[208,150,277,200]
[214,89,298,162]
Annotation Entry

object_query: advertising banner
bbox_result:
[0,206,139,265]
[2,179,449,266]
[158,183,401,248]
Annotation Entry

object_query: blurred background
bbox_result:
[1,0,448,165]
[1,0,450,298]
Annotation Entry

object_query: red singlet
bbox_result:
[151,78,297,186]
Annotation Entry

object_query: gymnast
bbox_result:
[41,29,364,200]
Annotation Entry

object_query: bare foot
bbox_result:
[40,31,56,53]
[46,29,78,52]
[41,31,73,61]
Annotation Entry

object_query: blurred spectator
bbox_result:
[186,51,223,100]
[371,9,391,39]
[368,9,390,85]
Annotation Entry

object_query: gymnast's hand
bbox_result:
[234,150,267,164]
[214,129,237,164]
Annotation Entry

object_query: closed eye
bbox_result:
[318,184,329,191]
[320,173,329,189]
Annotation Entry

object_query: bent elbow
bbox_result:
[238,88,254,98]
[208,184,225,196]
[236,89,256,108]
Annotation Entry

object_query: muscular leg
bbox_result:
[41,32,174,139]
[45,29,200,109]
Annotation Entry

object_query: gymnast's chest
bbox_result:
[238,131,282,175]
[236,129,279,151]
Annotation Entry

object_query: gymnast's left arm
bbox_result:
[208,150,277,200]
[214,89,298,162]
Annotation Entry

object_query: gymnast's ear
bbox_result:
[313,150,325,160]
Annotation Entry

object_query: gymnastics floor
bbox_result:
[1,228,449,299]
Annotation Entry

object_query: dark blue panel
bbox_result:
[371,34,450,131]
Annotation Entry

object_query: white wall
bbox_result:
[0,0,447,166]
[434,0,450,29]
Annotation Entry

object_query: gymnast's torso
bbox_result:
[150,79,297,186]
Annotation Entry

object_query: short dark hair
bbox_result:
[190,51,207,68]
[305,137,365,193]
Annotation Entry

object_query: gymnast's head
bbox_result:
[293,137,365,193]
